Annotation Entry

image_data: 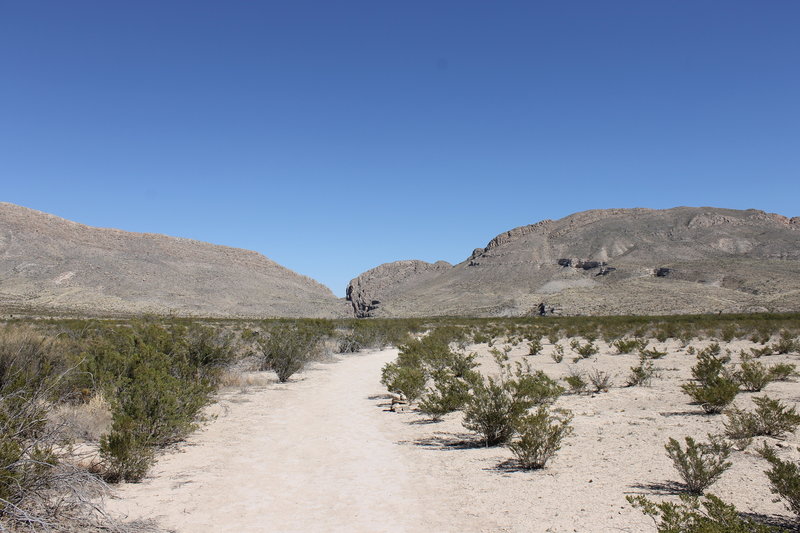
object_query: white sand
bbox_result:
[107,340,800,532]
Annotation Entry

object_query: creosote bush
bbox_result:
[724,396,800,441]
[626,356,658,387]
[462,357,562,446]
[259,321,329,383]
[612,337,648,354]
[628,493,776,533]
[587,368,613,393]
[665,435,732,494]
[759,444,800,519]
[735,357,773,392]
[682,351,739,414]
[508,406,573,469]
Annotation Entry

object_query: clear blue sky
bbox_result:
[2,2,798,296]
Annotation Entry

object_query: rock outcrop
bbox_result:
[0,203,348,318]
[347,207,800,317]
[346,260,451,317]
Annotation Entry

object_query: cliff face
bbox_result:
[347,207,800,317]
[0,203,348,318]
[346,260,452,317]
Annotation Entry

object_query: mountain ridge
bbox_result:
[346,206,800,317]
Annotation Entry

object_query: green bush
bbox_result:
[626,356,658,387]
[612,338,648,354]
[527,338,543,355]
[735,358,773,392]
[682,351,739,414]
[724,396,800,441]
[419,363,481,421]
[564,368,587,394]
[682,380,739,415]
[508,407,573,469]
[570,339,598,358]
[462,377,524,447]
[259,321,328,382]
[640,346,668,359]
[772,331,798,355]
[462,362,562,446]
[759,444,800,519]
[769,363,797,382]
[627,493,777,533]
[665,435,732,494]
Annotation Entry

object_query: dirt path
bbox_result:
[106,349,470,532]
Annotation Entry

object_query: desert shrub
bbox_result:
[259,321,328,382]
[462,377,524,446]
[527,338,543,355]
[735,358,773,392]
[640,345,668,359]
[564,368,587,394]
[759,444,800,519]
[336,333,363,353]
[698,342,722,358]
[772,332,799,355]
[381,363,426,403]
[570,339,598,358]
[73,321,239,482]
[665,435,732,494]
[750,345,774,358]
[587,368,613,393]
[551,343,565,363]
[627,493,776,533]
[682,380,739,415]
[508,406,573,469]
[418,355,481,421]
[687,346,696,355]
[626,356,659,387]
[462,361,562,446]
[769,363,797,382]
[682,350,739,414]
[382,332,479,409]
[613,338,648,354]
[724,396,800,441]
[547,331,561,345]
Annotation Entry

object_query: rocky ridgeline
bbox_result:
[346,207,800,317]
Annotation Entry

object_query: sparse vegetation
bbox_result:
[665,435,732,495]
[759,444,800,519]
[626,356,659,387]
[508,406,573,469]
[628,493,777,533]
[724,396,800,441]
[682,350,739,414]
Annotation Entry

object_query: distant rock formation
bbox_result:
[0,203,348,318]
[347,207,800,317]
[346,260,452,317]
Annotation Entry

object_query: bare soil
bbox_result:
[107,340,800,532]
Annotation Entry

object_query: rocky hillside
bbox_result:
[346,207,800,317]
[0,203,348,318]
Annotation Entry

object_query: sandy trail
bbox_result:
[107,349,463,532]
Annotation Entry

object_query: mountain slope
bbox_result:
[0,203,348,318]
[346,207,800,317]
